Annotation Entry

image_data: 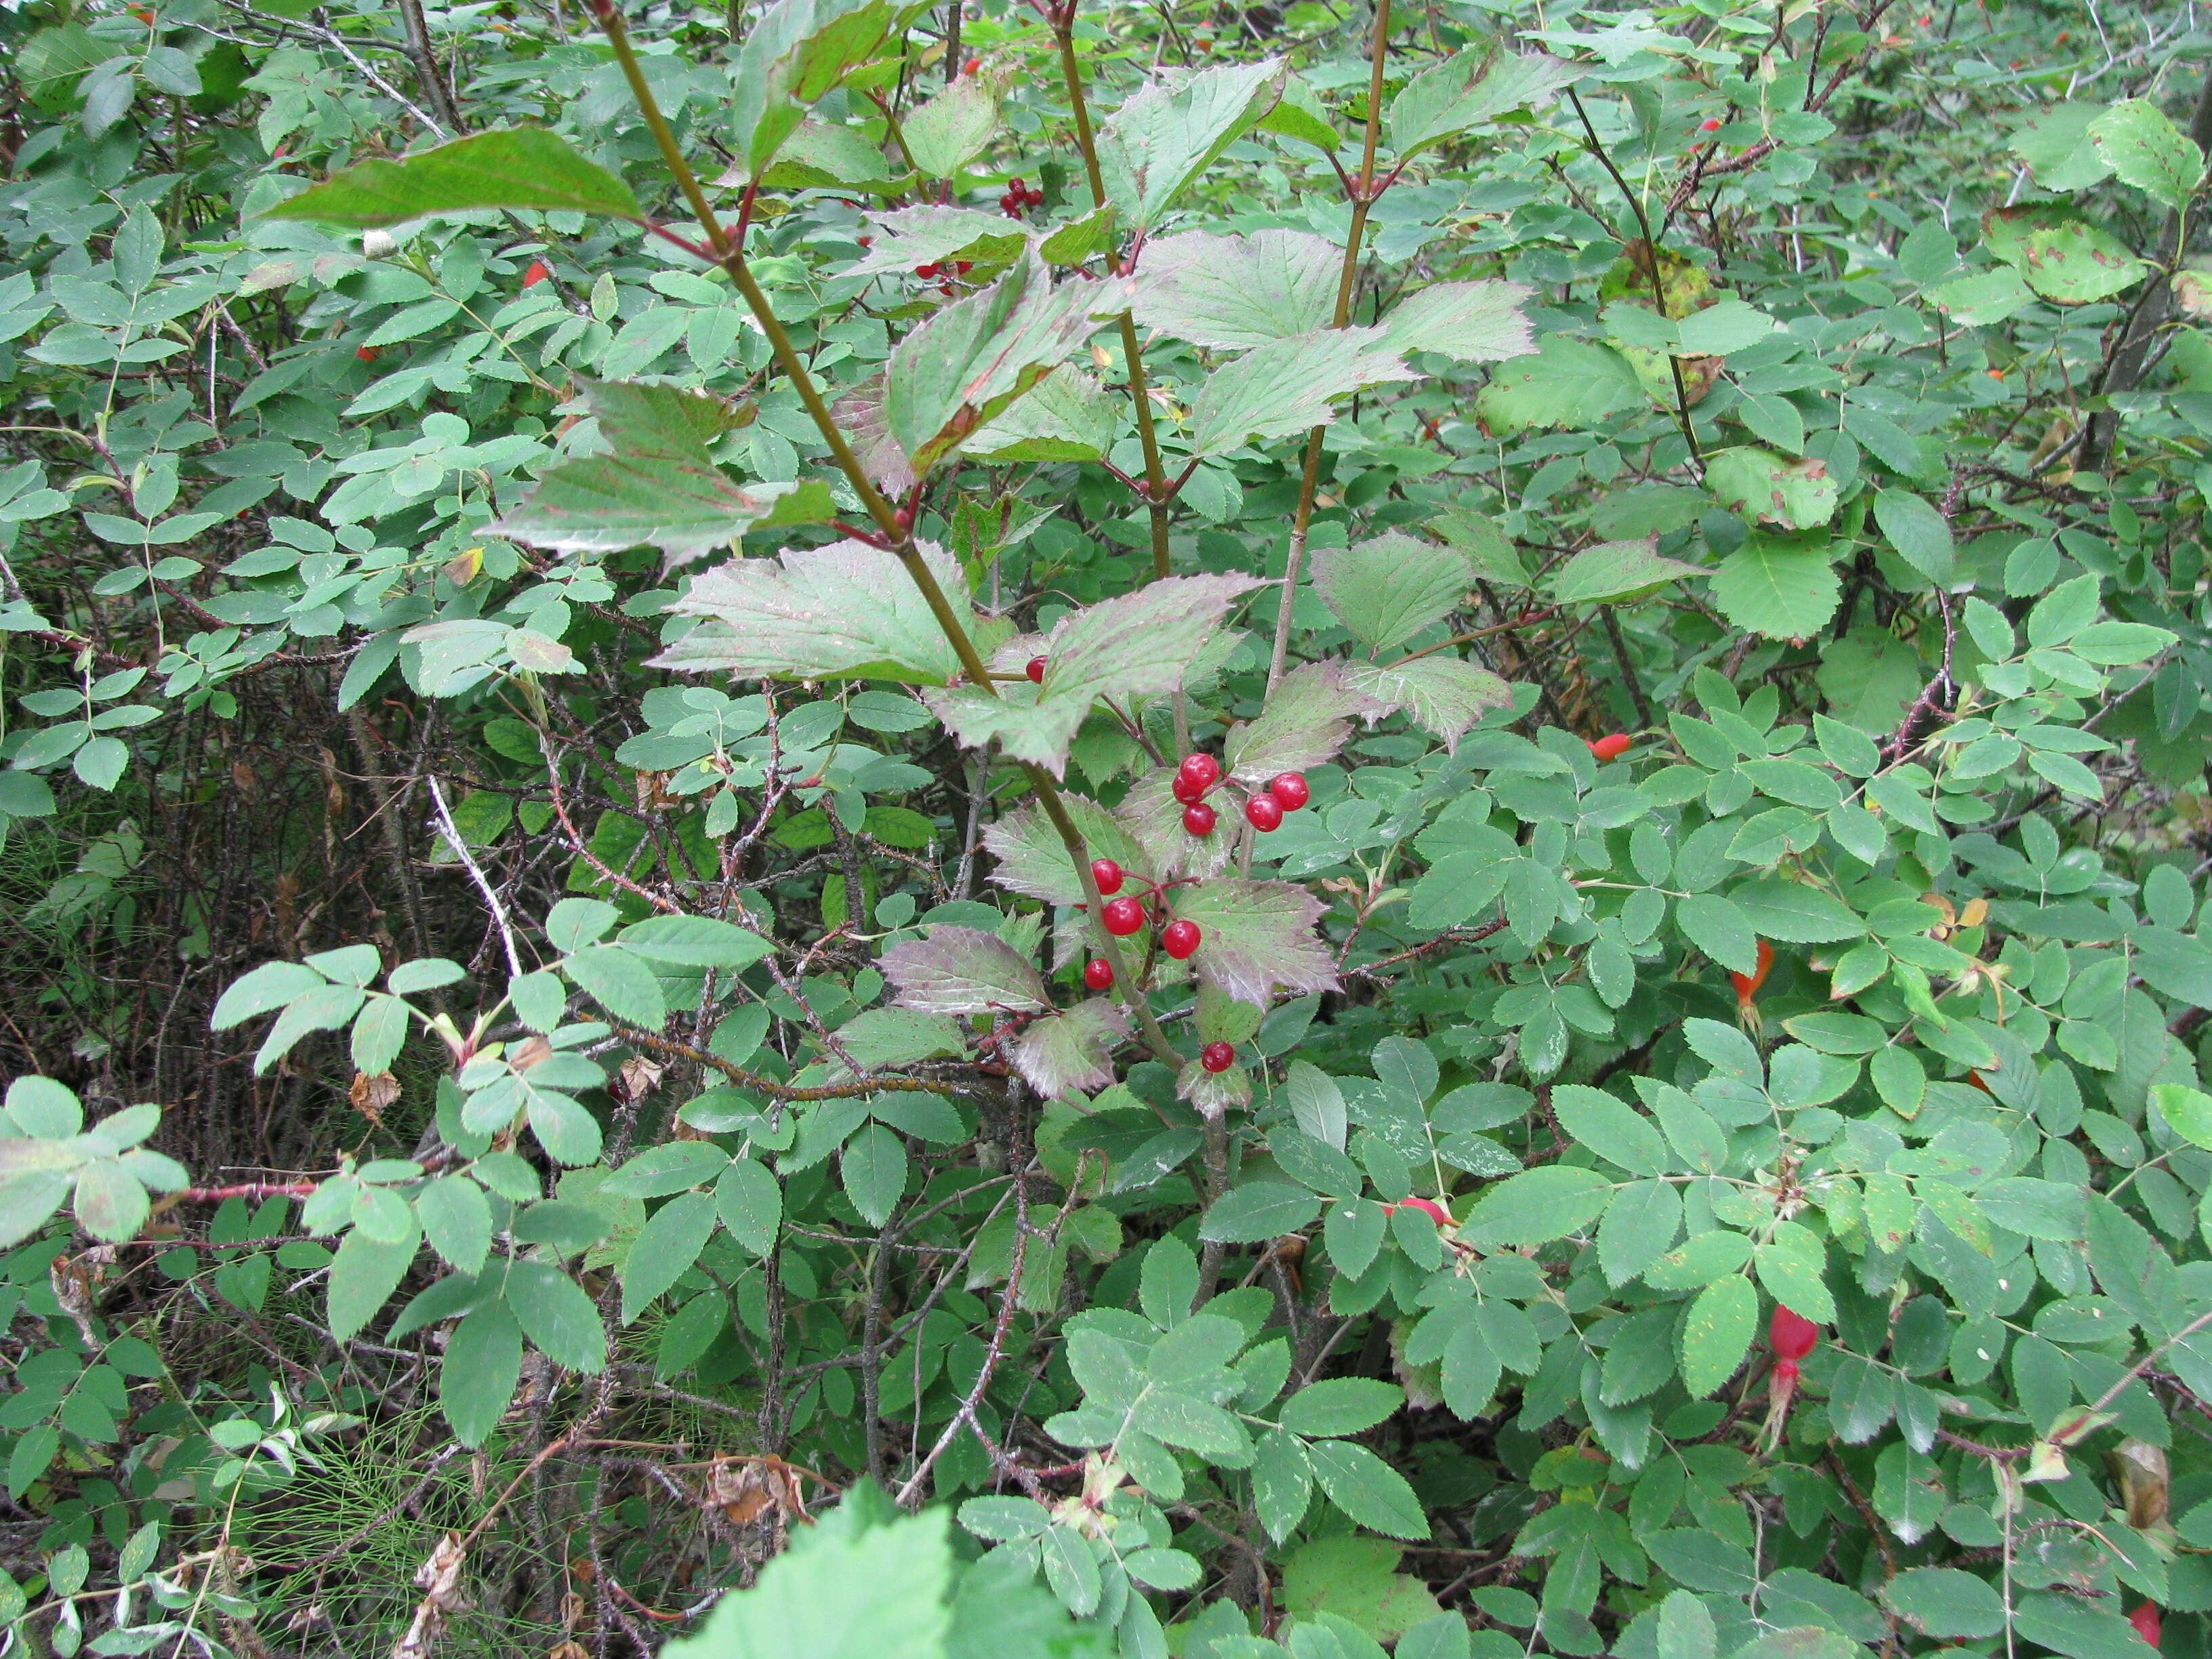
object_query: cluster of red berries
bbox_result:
[914,258,975,296]
[1170,752,1310,839]
[1079,858,1202,983]
[999,176,1045,218]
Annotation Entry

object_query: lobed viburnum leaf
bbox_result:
[1225,661,1383,782]
[1312,531,1475,653]
[1343,656,1513,752]
[881,925,1050,1015]
[1170,880,1340,1004]
[927,575,1265,775]
[653,538,998,685]
[261,127,640,227]
[1132,229,1340,348]
[1189,329,1416,455]
[1376,280,1534,364]
[1099,58,1288,230]
[846,205,1027,278]
[966,364,1121,462]
[1116,766,1240,882]
[1387,43,1571,157]
[728,0,902,180]
[492,380,834,565]
[1007,1000,1130,1099]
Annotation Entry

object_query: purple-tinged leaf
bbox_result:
[983,794,1154,907]
[1225,661,1385,783]
[1178,1056,1252,1115]
[881,925,1050,1015]
[1343,657,1513,753]
[1008,1000,1130,1099]
[1171,880,1340,1004]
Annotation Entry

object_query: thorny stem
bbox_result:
[596,4,1179,1068]
[1565,88,1704,476]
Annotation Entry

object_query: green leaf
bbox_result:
[1679,1274,1757,1397]
[2156,1082,2212,1149]
[716,1158,783,1256]
[1472,337,1644,436]
[210,959,329,1030]
[1006,1000,1130,1100]
[1340,657,1514,754]
[562,944,665,1027]
[1132,228,1340,348]
[1547,537,1704,605]
[842,1123,909,1227]
[493,380,832,564]
[72,1160,149,1242]
[882,924,1050,1015]
[1705,447,1839,531]
[441,1300,523,1447]
[1990,212,2148,305]
[1458,1166,1609,1247]
[619,913,774,968]
[1278,1378,1404,1438]
[927,574,1263,774]
[1676,891,1759,975]
[1708,535,1841,640]
[1099,58,1286,229]
[1225,661,1383,780]
[1755,1240,1836,1322]
[729,0,899,180]
[967,365,1119,462]
[621,1191,719,1322]
[2089,98,2205,211]
[1279,1536,1443,1644]
[504,1258,607,1373]
[2011,102,2112,191]
[1389,45,1570,157]
[1873,489,1954,584]
[262,128,640,227]
[901,70,1000,178]
[417,1176,493,1277]
[327,1226,419,1343]
[1882,1568,2005,1639]
[656,538,982,685]
[1189,328,1416,455]
[1200,1181,1324,1243]
[1306,1438,1429,1540]
[1552,1085,1668,1176]
[1377,281,1533,363]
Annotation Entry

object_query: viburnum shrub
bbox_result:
[7,0,2212,1652]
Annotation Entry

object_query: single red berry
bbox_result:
[962,55,982,74]
[939,281,955,295]
[1008,176,1025,191]
[1245,792,1283,832]
[1732,938,1776,1004]
[1172,773,1206,805]
[1083,958,1114,991]
[1026,188,1044,205]
[1090,858,1124,895]
[1183,802,1217,837]
[2129,1603,2161,1647]
[955,260,972,274]
[1161,918,1201,960]
[1589,733,1633,761]
[1103,896,1145,936]
[1025,656,1046,684]
[916,262,939,277]
[1269,772,1310,811]
[1179,752,1221,792]
[1699,117,1723,132]
[356,346,378,361]
[1200,1041,1235,1073]
[1769,1305,1820,1361]
[523,260,550,287]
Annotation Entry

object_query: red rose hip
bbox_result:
[1183,802,1216,837]
[1200,1041,1235,1073]
[1161,918,1201,960]
[1589,733,1633,762]
[1244,793,1283,832]
[523,260,550,287]
[1769,1305,1820,1361]
[1090,858,1124,895]
[2129,1603,2160,1647]
[1388,1196,1452,1227]
[1102,897,1145,936]
[1082,958,1114,991]
[1269,772,1309,811]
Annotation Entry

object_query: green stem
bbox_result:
[595,3,1179,1067]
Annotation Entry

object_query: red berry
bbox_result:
[356,346,378,361]
[955,260,972,274]
[1244,793,1283,832]
[1179,752,1221,792]
[1183,802,1217,837]
[1025,657,1046,684]
[1103,897,1145,936]
[962,56,982,74]
[1269,772,1309,811]
[1026,188,1044,205]
[1387,1196,1453,1228]
[1008,176,1025,190]
[1200,1041,1235,1073]
[1172,773,1206,805]
[2129,1603,2161,1647]
[1769,1305,1820,1361]
[1161,918,1201,960]
[1699,117,1723,132]
[523,260,550,287]
[916,262,938,277]
[1732,938,1776,1004]
[1589,733,1633,762]
[1083,958,1114,991]
[1090,858,1124,895]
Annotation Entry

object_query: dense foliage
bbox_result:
[6,0,2212,1654]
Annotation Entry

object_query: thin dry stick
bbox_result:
[425,774,523,979]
